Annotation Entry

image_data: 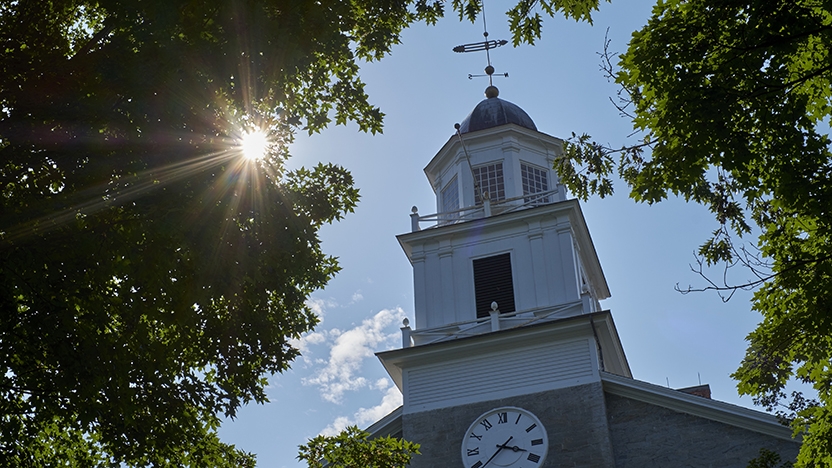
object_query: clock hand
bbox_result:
[481,436,513,467]
[495,443,527,452]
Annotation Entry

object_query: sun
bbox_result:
[240,129,270,161]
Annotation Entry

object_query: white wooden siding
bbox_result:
[405,338,596,413]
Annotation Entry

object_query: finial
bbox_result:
[491,301,498,311]
[410,206,421,232]
[402,317,410,327]
[485,86,499,98]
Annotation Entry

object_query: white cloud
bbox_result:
[372,378,390,390]
[302,308,405,403]
[306,297,338,321]
[289,331,328,365]
[350,290,364,304]
[304,333,328,346]
[321,384,403,436]
[288,297,341,365]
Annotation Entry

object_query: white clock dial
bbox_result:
[461,406,548,468]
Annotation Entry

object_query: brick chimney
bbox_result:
[677,384,712,399]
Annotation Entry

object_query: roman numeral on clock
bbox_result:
[480,419,493,431]
[469,433,482,441]
[467,448,479,456]
[527,453,541,463]
[525,423,537,433]
[472,462,483,468]
[497,412,507,424]
[531,438,543,446]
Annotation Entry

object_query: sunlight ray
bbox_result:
[2,149,244,243]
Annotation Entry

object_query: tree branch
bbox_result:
[676,246,832,302]
[599,28,638,120]
[69,22,115,62]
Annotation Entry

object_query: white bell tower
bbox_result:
[368,37,799,464]
[376,87,632,467]
[399,86,613,338]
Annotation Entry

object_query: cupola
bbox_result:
[422,87,566,219]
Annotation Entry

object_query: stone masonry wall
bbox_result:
[403,382,616,467]
[605,393,800,468]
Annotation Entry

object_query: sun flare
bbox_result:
[241,130,270,161]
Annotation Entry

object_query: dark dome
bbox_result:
[457,96,537,134]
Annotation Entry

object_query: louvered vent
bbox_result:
[473,253,516,318]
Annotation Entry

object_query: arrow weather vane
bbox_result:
[452,1,509,88]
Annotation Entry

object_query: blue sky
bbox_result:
[218,1,778,465]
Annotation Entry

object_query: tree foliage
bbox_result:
[451,0,610,45]
[556,0,832,465]
[297,426,419,468]
[749,448,795,468]
[0,0,606,465]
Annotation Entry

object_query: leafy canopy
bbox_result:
[297,426,419,468]
[557,0,832,465]
[0,0,606,465]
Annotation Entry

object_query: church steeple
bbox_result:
[398,94,610,343]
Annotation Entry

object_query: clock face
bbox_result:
[461,406,548,468]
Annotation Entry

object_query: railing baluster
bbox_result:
[410,188,559,231]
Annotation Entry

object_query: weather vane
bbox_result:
[452,1,509,92]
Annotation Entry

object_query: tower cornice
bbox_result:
[397,199,610,301]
